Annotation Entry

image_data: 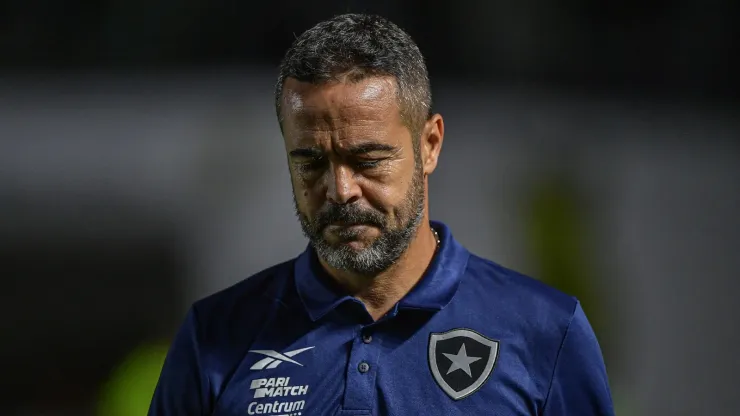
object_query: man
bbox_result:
[149,13,614,416]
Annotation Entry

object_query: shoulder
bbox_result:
[188,259,301,340]
[460,253,578,333]
[456,253,587,397]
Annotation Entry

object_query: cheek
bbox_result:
[361,180,407,214]
[362,164,416,210]
[294,183,322,213]
[290,171,312,197]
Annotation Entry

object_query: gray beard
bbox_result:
[294,166,426,277]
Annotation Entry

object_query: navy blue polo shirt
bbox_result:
[149,221,614,415]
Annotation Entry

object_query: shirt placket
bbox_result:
[338,324,382,415]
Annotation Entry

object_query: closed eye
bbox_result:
[296,157,326,171]
[355,159,383,169]
[297,158,382,172]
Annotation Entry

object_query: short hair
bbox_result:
[275,14,432,138]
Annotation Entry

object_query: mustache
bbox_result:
[314,203,385,229]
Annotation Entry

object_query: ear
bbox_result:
[421,114,444,176]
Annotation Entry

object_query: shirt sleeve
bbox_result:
[542,301,615,416]
[148,306,207,415]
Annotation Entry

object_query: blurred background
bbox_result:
[1,1,739,415]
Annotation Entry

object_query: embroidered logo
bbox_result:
[249,346,315,370]
[428,328,499,400]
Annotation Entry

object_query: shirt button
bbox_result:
[362,334,373,344]
[358,361,370,373]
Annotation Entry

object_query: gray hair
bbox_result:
[275,13,432,138]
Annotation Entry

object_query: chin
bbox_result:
[323,236,370,251]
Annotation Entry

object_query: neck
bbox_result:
[319,217,438,321]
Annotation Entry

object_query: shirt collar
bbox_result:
[295,220,470,322]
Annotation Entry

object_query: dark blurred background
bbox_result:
[1,1,738,415]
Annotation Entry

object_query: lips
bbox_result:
[325,223,375,235]
[326,223,368,232]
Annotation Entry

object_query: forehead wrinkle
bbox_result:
[296,81,394,116]
[283,78,406,147]
[295,123,399,154]
[295,107,390,136]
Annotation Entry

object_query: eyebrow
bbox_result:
[289,147,323,158]
[289,142,398,158]
[346,142,398,155]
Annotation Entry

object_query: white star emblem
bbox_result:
[443,343,482,377]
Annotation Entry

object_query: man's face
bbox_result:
[280,76,425,276]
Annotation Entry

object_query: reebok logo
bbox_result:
[249,346,314,370]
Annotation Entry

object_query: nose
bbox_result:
[325,164,361,205]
